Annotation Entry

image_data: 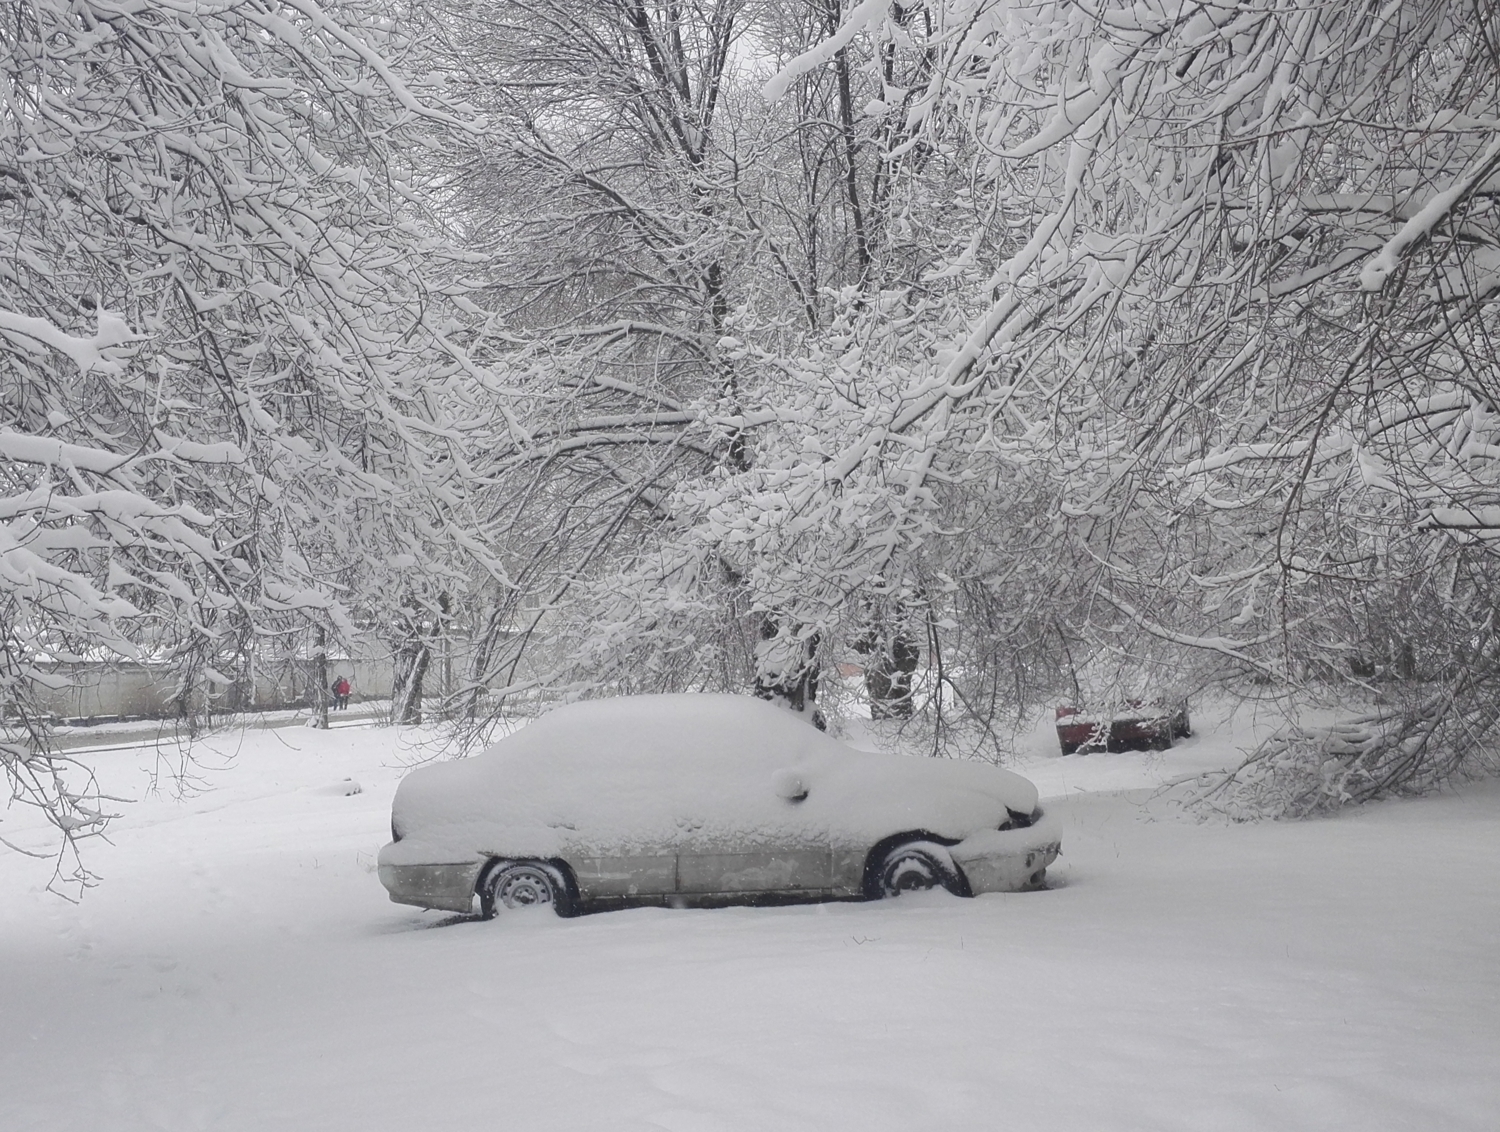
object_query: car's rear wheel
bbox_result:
[873,842,967,898]
[480,860,571,919]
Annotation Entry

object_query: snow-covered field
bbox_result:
[3,705,1497,1132]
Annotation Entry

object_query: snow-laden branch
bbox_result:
[761,0,885,103]
[1360,134,1500,291]
[0,309,136,376]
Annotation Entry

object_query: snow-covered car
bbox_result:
[378,694,1061,918]
[1054,700,1191,754]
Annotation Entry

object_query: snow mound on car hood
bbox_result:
[381,694,1040,865]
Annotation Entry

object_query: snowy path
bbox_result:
[2,715,1497,1131]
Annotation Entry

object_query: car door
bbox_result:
[672,764,834,896]
[674,839,833,895]
[549,767,682,904]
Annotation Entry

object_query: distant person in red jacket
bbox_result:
[331,676,351,710]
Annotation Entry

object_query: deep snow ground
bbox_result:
[2,706,1497,1131]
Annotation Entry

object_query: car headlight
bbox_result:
[1001,806,1036,830]
[390,814,405,843]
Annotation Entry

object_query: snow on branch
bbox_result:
[761,0,885,103]
[0,308,136,376]
[1360,134,1500,292]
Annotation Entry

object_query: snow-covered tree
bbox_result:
[421,0,913,727]
[0,0,501,889]
[749,0,1500,789]
[427,1,1093,742]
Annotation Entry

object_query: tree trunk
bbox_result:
[864,629,919,720]
[390,596,440,726]
[309,622,329,730]
[753,618,824,729]
[457,605,510,721]
[393,643,429,726]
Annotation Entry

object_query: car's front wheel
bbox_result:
[871,841,968,899]
[479,860,572,919]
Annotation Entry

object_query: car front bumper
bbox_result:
[948,811,1063,892]
[378,860,483,914]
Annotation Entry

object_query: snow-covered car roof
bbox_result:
[384,694,1040,865]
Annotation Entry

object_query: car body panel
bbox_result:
[378,861,483,914]
[571,853,678,900]
[677,845,833,894]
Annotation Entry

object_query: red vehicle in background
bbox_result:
[1055,701,1191,754]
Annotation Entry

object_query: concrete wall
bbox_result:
[30,655,397,723]
[21,629,545,723]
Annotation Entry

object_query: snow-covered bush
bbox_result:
[1201,680,1500,819]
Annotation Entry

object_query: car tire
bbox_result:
[872,841,968,899]
[479,860,572,920]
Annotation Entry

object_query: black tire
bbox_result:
[479,860,571,920]
[1058,739,1080,755]
[872,841,968,899]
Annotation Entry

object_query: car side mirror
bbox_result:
[771,769,808,802]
